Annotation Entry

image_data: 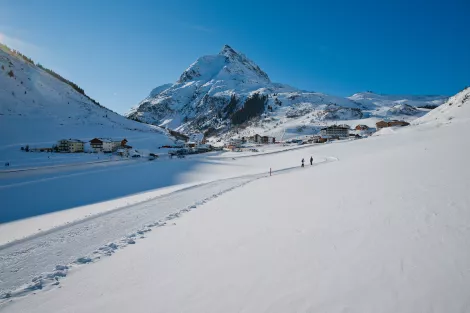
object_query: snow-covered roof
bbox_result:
[60,138,84,143]
[91,138,123,143]
[321,125,349,130]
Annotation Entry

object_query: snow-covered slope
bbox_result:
[387,103,420,116]
[128,45,447,139]
[2,88,470,313]
[348,92,446,110]
[413,87,470,126]
[0,46,173,159]
[148,83,173,98]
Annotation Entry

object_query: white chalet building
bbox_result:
[320,125,349,138]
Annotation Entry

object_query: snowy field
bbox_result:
[1,88,469,312]
[1,146,335,299]
[1,141,330,224]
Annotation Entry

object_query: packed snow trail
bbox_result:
[0,157,336,301]
[0,175,258,298]
[0,157,131,173]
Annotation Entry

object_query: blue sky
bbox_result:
[1,0,469,114]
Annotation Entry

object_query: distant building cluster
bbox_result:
[376,120,410,130]
[57,139,84,153]
[56,138,132,153]
[167,132,216,157]
[355,124,369,131]
[21,119,412,158]
[89,138,131,153]
[222,119,411,152]
[320,125,350,138]
[226,134,276,149]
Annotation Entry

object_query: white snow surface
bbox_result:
[1,88,470,312]
[0,144,335,299]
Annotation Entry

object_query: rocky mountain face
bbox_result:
[128,45,448,138]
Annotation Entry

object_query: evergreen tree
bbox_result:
[231,93,268,125]
[224,94,238,116]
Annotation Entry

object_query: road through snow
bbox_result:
[0,157,335,301]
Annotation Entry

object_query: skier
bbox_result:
[301,158,305,167]
[310,156,313,165]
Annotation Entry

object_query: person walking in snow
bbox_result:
[310,156,313,165]
[301,158,305,167]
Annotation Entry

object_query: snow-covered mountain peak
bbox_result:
[177,54,226,84]
[128,46,448,138]
[219,44,238,57]
[176,45,270,85]
[219,44,270,83]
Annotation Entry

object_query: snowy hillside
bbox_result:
[0,45,173,161]
[128,45,447,139]
[348,92,446,109]
[387,104,420,116]
[413,87,470,126]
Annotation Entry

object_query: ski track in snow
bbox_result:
[0,157,336,303]
[0,157,131,174]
